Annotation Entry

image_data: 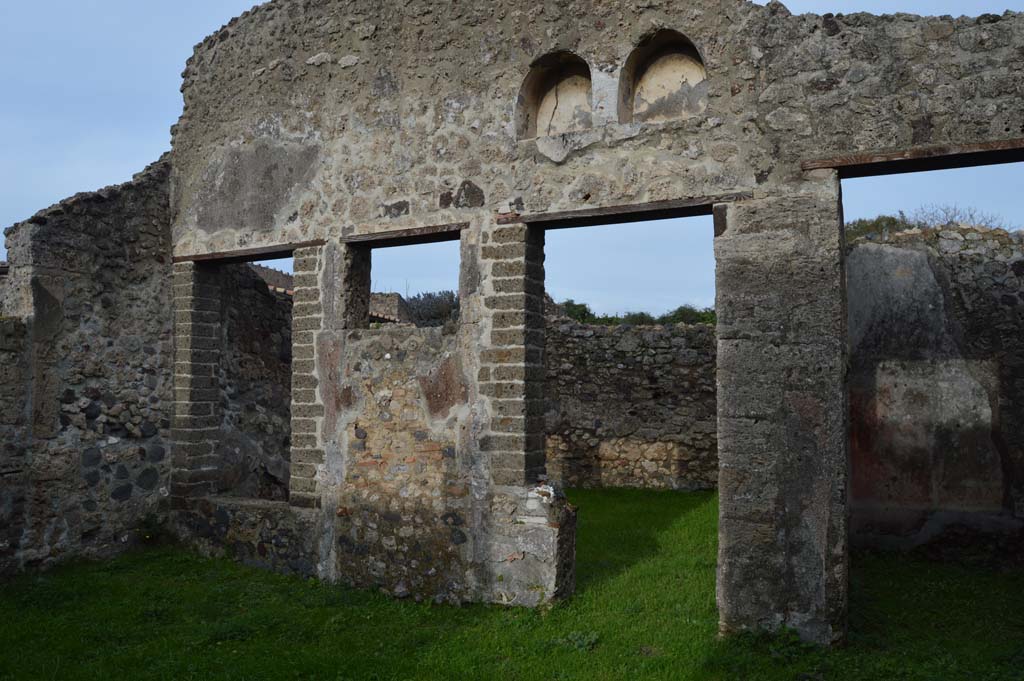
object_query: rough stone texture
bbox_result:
[848,226,1024,547]
[170,3,1024,257]
[171,261,295,505]
[715,178,848,646]
[0,262,9,302]
[161,0,1024,643]
[544,316,717,490]
[0,158,174,574]
[216,264,293,500]
[172,497,319,577]
[271,232,577,606]
[369,292,413,324]
[0,318,31,569]
[4,0,1023,645]
[163,235,576,605]
[251,263,294,292]
[328,326,472,599]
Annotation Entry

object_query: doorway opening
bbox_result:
[536,212,717,491]
[841,160,1024,559]
[209,256,296,501]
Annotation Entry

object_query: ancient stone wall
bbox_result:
[0,158,174,574]
[169,3,1024,259]
[0,318,32,569]
[369,292,413,324]
[3,0,1021,647]
[330,325,470,599]
[216,264,294,500]
[162,0,1024,644]
[0,263,9,303]
[848,225,1024,547]
[545,317,717,490]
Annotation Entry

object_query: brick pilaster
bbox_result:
[479,223,546,486]
[288,242,371,508]
[170,261,223,506]
[289,246,326,508]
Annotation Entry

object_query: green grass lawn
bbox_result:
[1,489,1022,680]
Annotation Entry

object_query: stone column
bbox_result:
[170,261,223,506]
[714,172,849,645]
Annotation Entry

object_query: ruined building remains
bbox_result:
[3,0,1024,645]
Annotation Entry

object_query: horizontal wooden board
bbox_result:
[498,192,753,229]
[802,138,1024,178]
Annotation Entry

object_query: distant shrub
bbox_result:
[407,291,459,327]
[407,293,717,328]
[560,299,715,326]
[563,299,597,324]
[658,305,717,325]
[846,204,1010,243]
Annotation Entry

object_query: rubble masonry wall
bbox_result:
[848,226,1024,546]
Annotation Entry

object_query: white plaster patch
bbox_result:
[306,52,333,67]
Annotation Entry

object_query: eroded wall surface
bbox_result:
[328,326,471,599]
[0,318,31,569]
[848,226,1024,546]
[0,158,174,574]
[545,317,717,490]
[217,264,293,500]
[163,0,1024,644]
[170,3,1024,258]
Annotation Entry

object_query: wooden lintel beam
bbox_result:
[340,222,468,248]
[172,239,327,264]
[171,221,470,263]
[498,192,754,229]
[802,137,1024,178]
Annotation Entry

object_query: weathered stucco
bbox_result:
[170,2,1024,257]
[2,0,1023,648]
[848,226,1024,546]
[164,0,1024,645]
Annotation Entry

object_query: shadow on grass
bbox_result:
[698,550,1024,681]
[568,487,716,594]
[12,492,1020,680]
[0,489,720,681]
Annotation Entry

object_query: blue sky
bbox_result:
[2,1,1022,314]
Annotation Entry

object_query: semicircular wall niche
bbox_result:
[516,51,593,139]
[619,29,708,125]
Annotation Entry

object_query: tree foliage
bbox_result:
[845,204,1009,243]
[406,290,459,327]
[560,299,715,326]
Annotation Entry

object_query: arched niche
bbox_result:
[516,51,593,139]
[619,30,708,125]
